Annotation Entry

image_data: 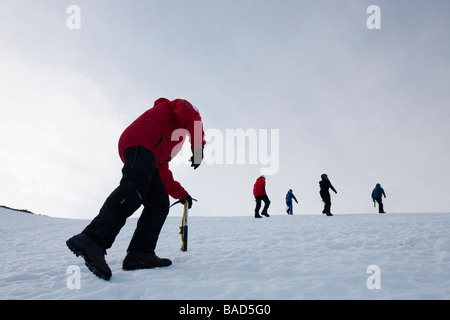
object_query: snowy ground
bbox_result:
[1,206,450,300]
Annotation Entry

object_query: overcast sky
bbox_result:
[1,0,449,219]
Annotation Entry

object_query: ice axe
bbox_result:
[170,197,197,252]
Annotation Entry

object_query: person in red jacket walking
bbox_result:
[66,98,206,280]
[253,175,270,218]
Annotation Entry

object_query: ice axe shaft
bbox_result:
[179,202,188,251]
[172,198,197,252]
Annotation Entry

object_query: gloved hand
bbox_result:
[190,148,204,170]
[181,195,193,209]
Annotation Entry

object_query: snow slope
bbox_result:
[1,206,450,300]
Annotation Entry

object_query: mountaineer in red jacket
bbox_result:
[253,175,270,218]
[66,98,205,280]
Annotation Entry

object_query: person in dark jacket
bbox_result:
[66,98,206,280]
[285,189,298,215]
[371,183,386,213]
[319,174,337,216]
[253,175,270,218]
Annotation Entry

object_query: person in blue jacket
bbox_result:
[285,189,298,215]
[371,183,386,213]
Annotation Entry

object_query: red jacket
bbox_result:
[118,98,206,200]
[253,176,267,198]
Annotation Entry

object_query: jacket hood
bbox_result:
[154,97,170,106]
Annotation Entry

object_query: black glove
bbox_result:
[190,148,204,170]
[181,195,193,209]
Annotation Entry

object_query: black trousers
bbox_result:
[374,196,384,213]
[255,195,270,216]
[320,192,331,213]
[286,201,293,215]
[83,146,169,254]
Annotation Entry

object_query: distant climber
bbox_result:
[371,183,386,213]
[319,174,337,216]
[253,176,270,218]
[285,189,298,215]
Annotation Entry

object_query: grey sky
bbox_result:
[1,1,449,218]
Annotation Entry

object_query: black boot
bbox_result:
[66,233,112,280]
[122,251,172,270]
